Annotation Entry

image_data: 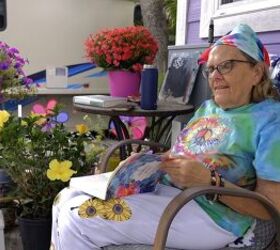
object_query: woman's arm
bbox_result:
[220,179,280,219]
[160,158,280,219]
[220,178,280,220]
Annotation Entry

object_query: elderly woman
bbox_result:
[51,24,280,250]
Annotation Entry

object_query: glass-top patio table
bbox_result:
[74,101,194,159]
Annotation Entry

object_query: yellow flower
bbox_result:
[47,159,76,182]
[36,117,47,126]
[102,198,132,221]
[30,113,47,125]
[78,198,104,218]
[76,124,89,134]
[0,110,10,128]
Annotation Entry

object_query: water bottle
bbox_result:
[140,65,158,110]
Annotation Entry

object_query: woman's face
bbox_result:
[207,45,262,109]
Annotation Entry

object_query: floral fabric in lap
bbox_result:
[171,99,280,237]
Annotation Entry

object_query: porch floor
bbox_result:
[4,226,23,250]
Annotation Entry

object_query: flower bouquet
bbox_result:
[85,26,158,72]
[0,104,107,219]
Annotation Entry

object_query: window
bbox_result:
[221,0,242,4]
[200,0,280,38]
[0,0,6,31]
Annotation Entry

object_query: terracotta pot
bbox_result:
[108,70,140,97]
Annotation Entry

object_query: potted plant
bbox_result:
[0,41,36,100]
[0,106,107,250]
[0,41,36,230]
[0,41,108,249]
[84,26,158,97]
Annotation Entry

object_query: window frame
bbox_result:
[175,0,189,45]
[200,0,280,38]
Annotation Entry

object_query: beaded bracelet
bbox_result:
[209,169,215,185]
[218,173,224,188]
[206,169,224,202]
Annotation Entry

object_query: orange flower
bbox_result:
[85,26,158,72]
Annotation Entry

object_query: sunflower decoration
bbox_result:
[102,198,132,221]
[78,198,104,218]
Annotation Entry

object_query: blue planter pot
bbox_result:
[18,217,52,250]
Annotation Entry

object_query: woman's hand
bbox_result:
[160,156,210,188]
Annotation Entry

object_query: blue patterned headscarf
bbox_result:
[199,24,270,66]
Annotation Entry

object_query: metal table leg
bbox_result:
[109,116,132,160]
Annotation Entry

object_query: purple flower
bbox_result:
[8,47,19,54]
[23,77,33,86]
[42,121,55,132]
[0,62,9,70]
[14,62,21,69]
[0,41,35,98]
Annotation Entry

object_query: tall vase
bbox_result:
[18,217,52,250]
[108,70,140,97]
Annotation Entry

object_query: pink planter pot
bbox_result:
[108,70,140,97]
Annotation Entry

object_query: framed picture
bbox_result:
[158,52,201,105]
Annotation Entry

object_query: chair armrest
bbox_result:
[99,139,169,173]
[153,186,280,250]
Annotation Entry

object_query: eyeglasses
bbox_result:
[202,59,255,79]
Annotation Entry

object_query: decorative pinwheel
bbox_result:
[110,116,147,139]
[32,99,69,131]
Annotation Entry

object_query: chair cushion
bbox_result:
[103,220,275,250]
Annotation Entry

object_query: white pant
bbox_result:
[51,185,237,250]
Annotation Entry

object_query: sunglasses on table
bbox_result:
[202,59,256,79]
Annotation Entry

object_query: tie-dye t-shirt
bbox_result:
[170,99,280,237]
